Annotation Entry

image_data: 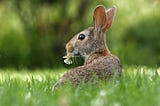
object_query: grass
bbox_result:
[0,66,160,106]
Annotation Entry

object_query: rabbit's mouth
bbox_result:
[63,50,80,65]
[72,49,80,56]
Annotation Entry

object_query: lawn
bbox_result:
[0,66,159,106]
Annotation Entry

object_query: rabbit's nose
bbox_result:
[66,43,74,53]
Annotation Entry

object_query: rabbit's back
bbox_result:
[55,55,121,87]
[86,55,122,76]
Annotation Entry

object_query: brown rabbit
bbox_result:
[52,5,122,90]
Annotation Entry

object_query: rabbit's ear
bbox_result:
[93,5,107,32]
[104,6,116,31]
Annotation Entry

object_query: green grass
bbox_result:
[0,66,160,106]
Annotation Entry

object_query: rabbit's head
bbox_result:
[64,5,116,64]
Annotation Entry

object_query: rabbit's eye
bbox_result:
[78,34,85,40]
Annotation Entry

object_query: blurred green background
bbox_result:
[0,0,159,69]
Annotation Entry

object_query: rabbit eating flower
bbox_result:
[52,5,122,90]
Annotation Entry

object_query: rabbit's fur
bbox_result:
[52,5,122,90]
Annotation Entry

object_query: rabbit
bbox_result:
[52,5,122,91]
